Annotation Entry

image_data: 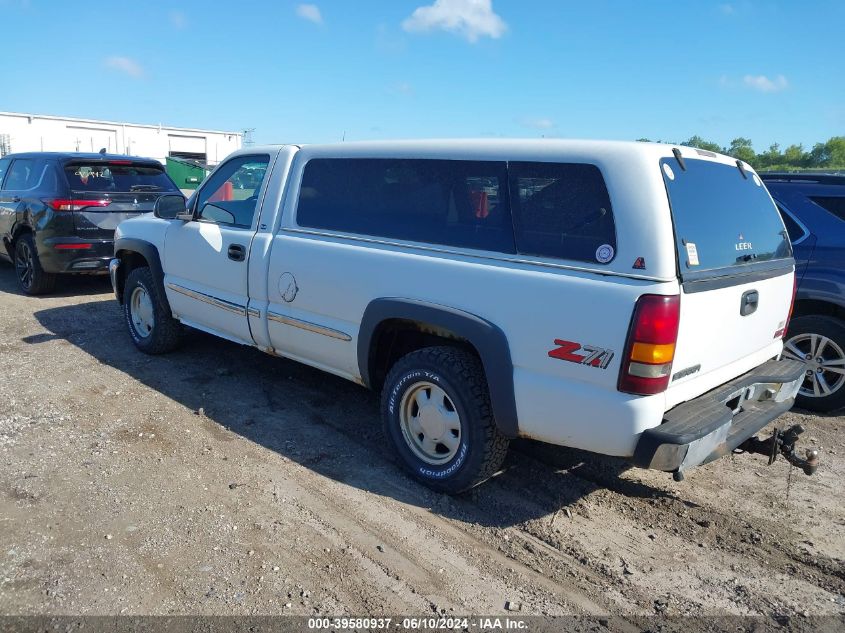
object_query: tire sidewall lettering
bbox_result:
[125,300,141,344]
[388,368,469,481]
[125,277,153,345]
[419,442,468,479]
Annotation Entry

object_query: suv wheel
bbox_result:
[783,315,845,412]
[381,346,509,493]
[123,266,182,354]
[14,234,56,295]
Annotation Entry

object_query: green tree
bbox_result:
[826,136,845,166]
[808,142,829,167]
[681,135,723,153]
[632,135,845,170]
[782,144,807,167]
[758,143,783,168]
[727,137,756,164]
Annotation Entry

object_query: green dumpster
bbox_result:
[166,157,208,191]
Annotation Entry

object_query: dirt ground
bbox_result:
[1,265,843,621]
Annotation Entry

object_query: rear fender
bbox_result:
[358,298,519,438]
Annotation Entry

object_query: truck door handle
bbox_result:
[740,290,759,316]
[227,244,246,262]
[11,196,20,203]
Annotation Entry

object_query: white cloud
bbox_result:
[719,3,735,15]
[743,74,788,93]
[169,10,187,29]
[402,0,507,43]
[296,3,323,25]
[104,56,144,79]
[521,117,556,130]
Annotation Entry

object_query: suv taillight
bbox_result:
[618,294,681,395]
[46,199,111,212]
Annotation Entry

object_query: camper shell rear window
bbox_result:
[660,157,792,280]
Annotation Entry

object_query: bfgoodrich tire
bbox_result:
[784,315,845,413]
[122,266,182,355]
[381,346,509,494]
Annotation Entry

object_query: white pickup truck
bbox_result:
[110,140,818,493]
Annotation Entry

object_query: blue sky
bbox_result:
[1,0,842,151]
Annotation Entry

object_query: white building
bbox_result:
[0,111,243,167]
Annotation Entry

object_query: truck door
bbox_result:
[162,153,271,344]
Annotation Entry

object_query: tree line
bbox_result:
[636,135,845,171]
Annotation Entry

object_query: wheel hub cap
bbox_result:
[15,243,34,289]
[418,404,447,441]
[399,381,462,466]
[783,333,845,399]
[130,286,155,338]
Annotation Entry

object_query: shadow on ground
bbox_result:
[0,261,113,299]
[9,266,676,528]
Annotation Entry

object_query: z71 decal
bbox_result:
[548,339,614,369]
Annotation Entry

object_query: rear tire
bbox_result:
[123,266,182,354]
[784,315,845,413]
[14,233,56,295]
[381,346,509,494]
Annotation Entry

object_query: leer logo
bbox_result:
[736,232,753,251]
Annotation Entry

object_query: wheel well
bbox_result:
[793,299,845,324]
[368,319,479,389]
[115,250,150,302]
[5,225,32,258]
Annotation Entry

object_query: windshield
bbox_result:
[661,157,792,277]
[64,162,179,193]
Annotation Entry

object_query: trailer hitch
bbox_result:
[737,424,819,475]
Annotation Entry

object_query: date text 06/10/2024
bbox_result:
[306,617,529,630]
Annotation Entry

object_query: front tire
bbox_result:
[381,346,509,493]
[14,234,56,295]
[783,315,845,412]
[122,266,182,354]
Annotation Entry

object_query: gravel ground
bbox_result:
[0,265,843,621]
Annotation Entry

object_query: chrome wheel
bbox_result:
[15,240,34,291]
[399,381,462,465]
[129,285,155,339]
[783,333,845,399]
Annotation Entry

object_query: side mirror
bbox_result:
[154,194,192,220]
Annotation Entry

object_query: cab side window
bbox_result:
[775,203,806,243]
[5,158,44,191]
[509,162,616,263]
[296,158,516,253]
[810,196,845,222]
[0,158,10,189]
[196,155,270,229]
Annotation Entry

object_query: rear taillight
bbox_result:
[54,243,93,250]
[775,274,798,338]
[46,199,111,212]
[618,294,681,395]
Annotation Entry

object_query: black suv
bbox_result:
[0,152,181,294]
[762,172,845,412]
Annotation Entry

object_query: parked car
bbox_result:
[0,152,181,294]
[110,141,812,492]
[761,173,845,412]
